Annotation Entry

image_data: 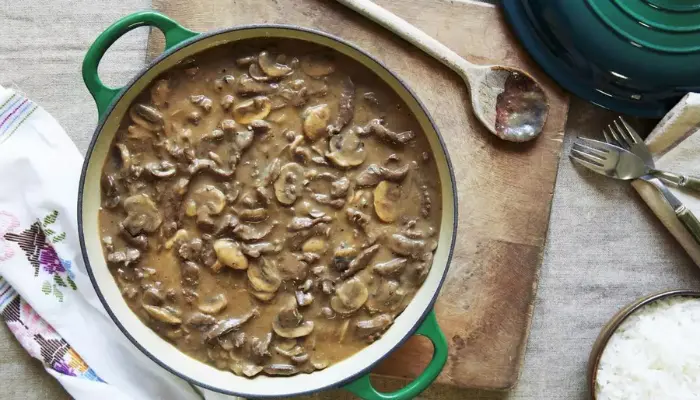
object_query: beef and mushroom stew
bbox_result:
[99,39,442,377]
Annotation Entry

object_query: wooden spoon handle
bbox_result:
[336,0,474,78]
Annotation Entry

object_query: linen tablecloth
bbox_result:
[1,1,698,399]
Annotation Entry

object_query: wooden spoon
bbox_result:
[336,0,549,142]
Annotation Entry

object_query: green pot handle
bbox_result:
[82,11,198,118]
[344,310,448,400]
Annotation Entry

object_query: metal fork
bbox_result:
[570,138,650,180]
[598,117,700,245]
[604,117,700,193]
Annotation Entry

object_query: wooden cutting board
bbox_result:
[148,0,568,390]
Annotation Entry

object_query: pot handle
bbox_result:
[82,11,198,118]
[343,310,448,400]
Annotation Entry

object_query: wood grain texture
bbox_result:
[149,0,569,390]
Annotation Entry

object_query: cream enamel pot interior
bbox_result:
[78,11,457,399]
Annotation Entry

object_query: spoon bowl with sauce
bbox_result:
[337,0,549,142]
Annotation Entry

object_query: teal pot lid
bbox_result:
[502,0,700,117]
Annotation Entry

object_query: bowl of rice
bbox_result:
[588,289,700,400]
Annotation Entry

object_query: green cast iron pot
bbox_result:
[78,11,458,400]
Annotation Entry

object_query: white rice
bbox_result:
[596,296,700,400]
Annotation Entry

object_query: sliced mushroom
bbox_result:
[130,104,163,131]
[242,363,264,378]
[258,51,293,77]
[247,258,282,293]
[203,308,259,341]
[341,244,379,278]
[366,279,406,314]
[250,289,277,302]
[187,158,235,177]
[122,194,163,235]
[359,118,415,145]
[356,163,410,187]
[302,104,331,141]
[330,277,369,314]
[326,128,366,168]
[249,62,273,82]
[237,208,268,222]
[142,305,181,325]
[301,54,335,77]
[233,96,272,124]
[310,358,329,370]
[374,181,403,223]
[233,222,276,241]
[114,145,132,172]
[263,364,298,376]
[184,312,217,327]
[310,193,346,208]
[240,241,282,258]
[327,76,355,134]
[274,162,304,205]
[236,55,257,66]
[272,316,314,339]
[356,313,394,342]
[373,258,408,277]
[212,240,248,270]
[275,345,305,358]
[301,237,327,254]
[186,185,226,224]
[287,215,332,232]
[145,160,177,178]
[198,293,228,314]
[291,353,310,364]
[236,73,279,96]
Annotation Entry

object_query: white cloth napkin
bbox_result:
[631,93,700,265]
[0,85,207,400]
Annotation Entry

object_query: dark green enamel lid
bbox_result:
[502,0,700,117]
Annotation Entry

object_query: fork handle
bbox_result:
[676,205,700,245]
[654,171,700,193]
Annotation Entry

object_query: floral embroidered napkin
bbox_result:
[0,85,204,400]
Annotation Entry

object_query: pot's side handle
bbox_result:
[82,11,198,118]
[344,310,448,400]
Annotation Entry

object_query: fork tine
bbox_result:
[612,119,634,148]
[575,137,615,156]
[572,142,607,160]
[616,117,643,144]
[571,148,605,165]
[606,124,627,149]
[603,125,621,147]
[569,153,606,173]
